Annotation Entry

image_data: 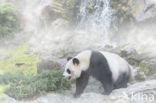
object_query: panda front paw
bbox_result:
[104,90,112,95]
[73,93,80,98]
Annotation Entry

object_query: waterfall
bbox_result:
[25,0,116,56]
[10,0,156,56]
[78,0,115,46]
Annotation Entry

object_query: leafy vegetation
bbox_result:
[0,44,38,75]
[139,62,150,75]
[0,2,20,38]
[0,44,71,100]
[0,70,71,100]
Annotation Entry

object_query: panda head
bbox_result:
[63,57,82,80]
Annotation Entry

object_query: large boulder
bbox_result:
[37,58,62,73]
[116,48,145,66]
[50,18,69,30]
[41,4,63,25]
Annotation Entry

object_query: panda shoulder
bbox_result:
[99,51,120,59]
[99,51,128,64]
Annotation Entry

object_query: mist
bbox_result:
[0,0,156,103]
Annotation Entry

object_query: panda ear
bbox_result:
[67,57,72,61]
[73,58,79,65]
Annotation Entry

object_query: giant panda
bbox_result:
[63,50,134,97]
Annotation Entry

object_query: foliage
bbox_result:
[0,2,20,38]
[0,85,7,95]
[139,62,150,75]
[0,70,71,100]
[0,44,38,75]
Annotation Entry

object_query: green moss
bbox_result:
[0,44,39,75]
[0,95,6,102]
[0,85,9,95]
[139,62,150,75]
[0,70,71,100]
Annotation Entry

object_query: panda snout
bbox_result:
[63,73,66,78]
[68,76,71,80]
[63,73,71,80]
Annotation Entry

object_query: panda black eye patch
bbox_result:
[67,69,71,74]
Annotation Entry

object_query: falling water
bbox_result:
[26,0,116,57]
[78,0,114,46]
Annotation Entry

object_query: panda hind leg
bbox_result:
[114,72,129,89]
[74,71,89,98]
[103,82,113,95]
[99,75,114,95]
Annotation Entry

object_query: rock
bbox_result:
[136,0,156,22]
[144,0,156,12]
[80,77,104,94]
[148,73,156,80]
[37,58,62,73]
[15,63,25,67]
[0,94,16,103]
[41,4,63,25]
[50,18,69,30]
[111,0,156,23]
[121,48,137,57]
[110,0,135,26]
[119,48,144,66]
[111,79,156,103]
[135,70,147,81]
[5,79,156,103]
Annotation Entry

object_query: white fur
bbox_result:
[63,50,91,80]
[100,51,130,83]
[75,50,92,71]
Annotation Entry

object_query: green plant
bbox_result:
[0,70,71,100]
[0,2,20,38]
[139,62,150,75]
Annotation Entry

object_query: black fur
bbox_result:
[73,58,79,65]
[74,51,113,97]
[114,66,131,89]
[114,72,128,89]
[74,71,89,97]
[67,57,72,61]
[74,51,130,97]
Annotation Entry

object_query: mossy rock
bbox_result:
[139,62,150,75]
[139,59,156,75]
[47,0,80,24]
[110,0,135,25]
